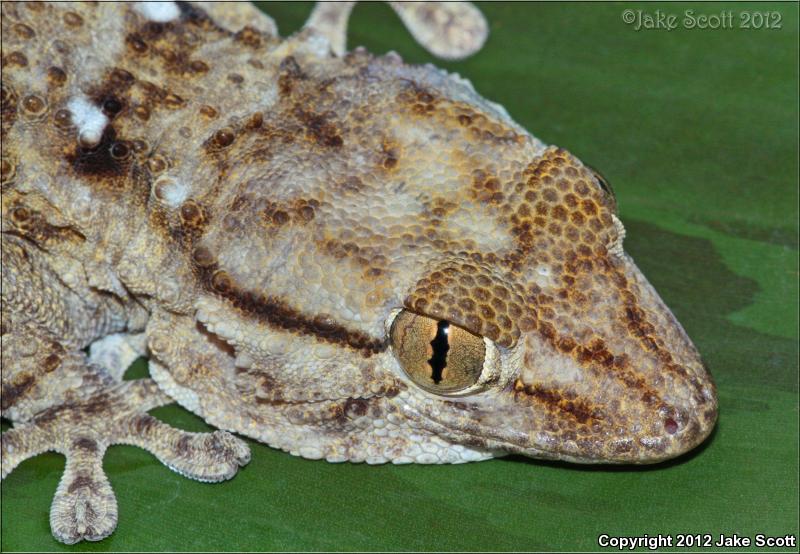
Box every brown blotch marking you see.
[126,33,149,54]
[192,245,216,267]
[134,105,151,120]
[147,155,169,175]
[0,158,15,185]
[179,200,206,228]
[278,56,306,96]
[538,321,556,341]
[72,438,98,453]
[557,336,577,353]
[1,373,35,410]
[1,84,18,140]
[210,270,233,293]
[164,93,185,109]
[298,202,316,222]
[189,59,210,74]
[4,51,28,67]
[618,290,706,392]
[207,127,235,150]
[470,172,504,205]
[63,11,84,27]
[245,112,264,130]
[47,66,67,87]
[83,396,112,416]
[33,404,68,425]
[111,66,136,85]
[235,26,264,48]
[66,126,131,181]
[8,203,86,244]
[86,69,138,125]
[198,267,386,356]
[293,105,343,148]
[258,198,318,227]
[175,435,193,456]
[68,475,96,493]
[132,414,157,434]
[12,23,36,39]
[21,95,46,116]
[382,142,399,170]
[108,138,132,160]
[101,97,124,118]
[516,383,601,424]
[344,398,369,418]
[131,139,148,154]
[43,353,62,372]
[199,104,218,119]
[10,206,31,225]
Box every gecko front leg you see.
[0,236,250,544]
[88,332,148,381]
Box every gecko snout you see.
[646,358,718,462]
[507,284,719,464]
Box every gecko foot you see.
[1,379,250,544]
[305,1,488,59]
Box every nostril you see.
[664,417,678,435]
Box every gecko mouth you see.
[416,372,718,464]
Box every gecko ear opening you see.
[389,310,485,394]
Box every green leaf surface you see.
[2,2,798,551]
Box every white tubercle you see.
[154,176,189,208]
[135,1,180,22]
[609,214,627,258]
[67,96,108,146]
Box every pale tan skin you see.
[0,1,718,544]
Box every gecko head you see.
[182,55,716,465]
[382,143,718,464]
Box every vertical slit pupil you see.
[428,320,450,384]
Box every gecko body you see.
[0,1,717,544]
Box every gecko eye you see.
[389,310,485,394]
[586,165,615,201]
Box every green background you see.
[2,2,797,551]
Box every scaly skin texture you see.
[0,1,718,544]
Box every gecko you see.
[0,1,718,545]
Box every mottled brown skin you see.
[1,1,717,545]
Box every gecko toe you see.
[118,415,251,482]
[50,442,117,545]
